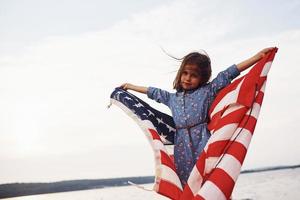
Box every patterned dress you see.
[147,65,240,186]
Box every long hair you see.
[173,52,212,91]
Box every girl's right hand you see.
[120,83,148,94]
[120,83,133,90]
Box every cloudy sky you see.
[0,0,300,184]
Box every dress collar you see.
[176,88,197,96]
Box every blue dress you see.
[147,65,240,186]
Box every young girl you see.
[121,47,275,186]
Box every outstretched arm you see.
[236,47,275,72]
[120,83,148,94]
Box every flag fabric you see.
[109,48,278,200]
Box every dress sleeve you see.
[147,86,170,106]
[209,64,240,96]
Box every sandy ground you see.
[6,168,300,200]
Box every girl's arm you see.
[120,83,148,94]
[236,47,275,72]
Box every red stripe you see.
[238,115,257,134]
[206,140,229,157]
[170,155,174,163]
[265,47,278,62]
[206,168,235,199]
[206,140,247,164]
[255,90,264,105]
[257,77,267,89]
[225,141,247,164]
[195,151,206,175]
[194,195,205,200]
[209,77,243,114]
[161,150,176,171]
[266,48,277,63]
[180,185,194,200]
[209,106,248,132]
[237,57,269,107]
[237,77,266,107]
[158,179,182,200]
[148,128,161,141]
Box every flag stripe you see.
[197,180,227,200]
[158,179,182,200]
[205,168,235,199]
[149,128,162,141]
[161,150,176,171]
[160,165,183,189]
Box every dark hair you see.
[173,52,212,91]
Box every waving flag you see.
[110,48,278,200]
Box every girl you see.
[121,47,275,186]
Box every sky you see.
[0,0,300,184]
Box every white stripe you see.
[205,157,219,174]
[210,123,238,141]
[233,128,253,149]
[204,123,238,154]
[198,181,226,200]
[261,81,266,93]
[153,140,168,153]
[216,154,242,182]
[141,119,156,131]
[160,165,183,190]
[187,166,204,195]
[245,102,261,119]
[210,79,243,117]
[222,103,245,118]
[260,61,272,77]
[165,145,174,155]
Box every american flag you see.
[110,48,278,200]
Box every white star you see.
[126,92,139,101]
[160,133,168,142]
[166,124,176,132]
[160,133,172,144]
[124,96,132,101]
[157,117,164,124]
[133,102,144,108]
[115,91,123,100]
[147,110,155,117]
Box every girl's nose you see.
[186,75,191,81]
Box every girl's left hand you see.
[255,47,275,59]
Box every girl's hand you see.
[120,83,148,94]
[237,47,276,72]
[255,47,275,59]
[120,83,133,90]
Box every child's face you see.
[180,64,201,91]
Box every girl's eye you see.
[191,74,199,78]
[182,71,188,75]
